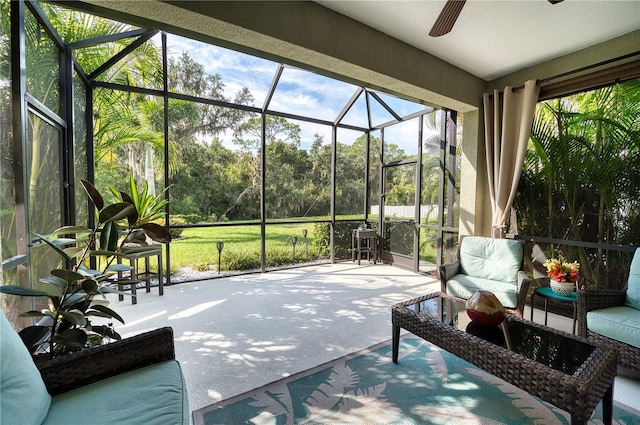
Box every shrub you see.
[314,220,368,259]
[193,261,211,272]
[178,213,204,224]
[168,216,187,238]
[223,251,261,271]
[218,245,323,272]
[313,222,331,256]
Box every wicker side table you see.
[392,292,617,425]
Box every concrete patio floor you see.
[100,262,640,418]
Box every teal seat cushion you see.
[587,306,640,349]
[625,248,640,310]
[459,237,522,283]
[0,310,52,425]
[446,275,518,309]
[44,360,188,425]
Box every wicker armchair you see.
[1,311,188,424]
[577,247,640,372]
[439,236,530,318]
[577,288,640,372]
[36,327,176,395]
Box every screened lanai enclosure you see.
[1,1,461,318]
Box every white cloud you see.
[167,34,277,105]
[164,33,429,154]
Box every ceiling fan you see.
[429,0,564,37]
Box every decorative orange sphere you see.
[465,291,505,327]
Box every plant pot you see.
[550,279,575,297]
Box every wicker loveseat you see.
[439,235,530,317]
[0,310,189,424]
[577,247,640,372]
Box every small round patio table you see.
[530,286,577,335]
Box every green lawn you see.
[169,223,321,273]
[166,217,438,274]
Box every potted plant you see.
[543,254,580,296]
[0,178,171,359]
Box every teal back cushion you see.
[1,310,51,424]
[625,248,640,310]
[459,236,522,283]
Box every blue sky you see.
[164,33,434,154]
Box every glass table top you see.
[407,294,595,375]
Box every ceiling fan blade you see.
[548,0,564,3]
[429,0,466,37]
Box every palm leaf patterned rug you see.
[193,336,640,424]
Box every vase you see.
[550,279,575,297]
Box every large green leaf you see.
[77,265,102,277]
[93,273,117,283]
[61,293,87,307]
[128,173,140,215]
[59,309,87,326]
[141,223,172,243]
[39,275,69,288]
[51,237,81,246]
[81,279,99,294]
[0,286,50,297]
[99,202,135,223]
[54,328,87,348]
[51,269,85,283]
[99,286,132,296]
[62,246,85,260]
[118,191,138,226]
[52,225,90,237]
[35,284,64,298]
[120,174,168,226]
[81,179,104,210]
[85,310,112,319]
[88,304,124,324]
[19,310,53,318]
[32,233,71,261]
[99,221,119,252]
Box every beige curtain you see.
[483,79,540,238]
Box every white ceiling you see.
[315,0,640,81]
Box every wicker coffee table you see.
[391,292,617,425]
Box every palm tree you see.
[515,79,640,288]
[37,4,166,191]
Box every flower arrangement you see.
[543,255,580,283]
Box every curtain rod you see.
[537,50,640,86]
[500,50,640,93]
